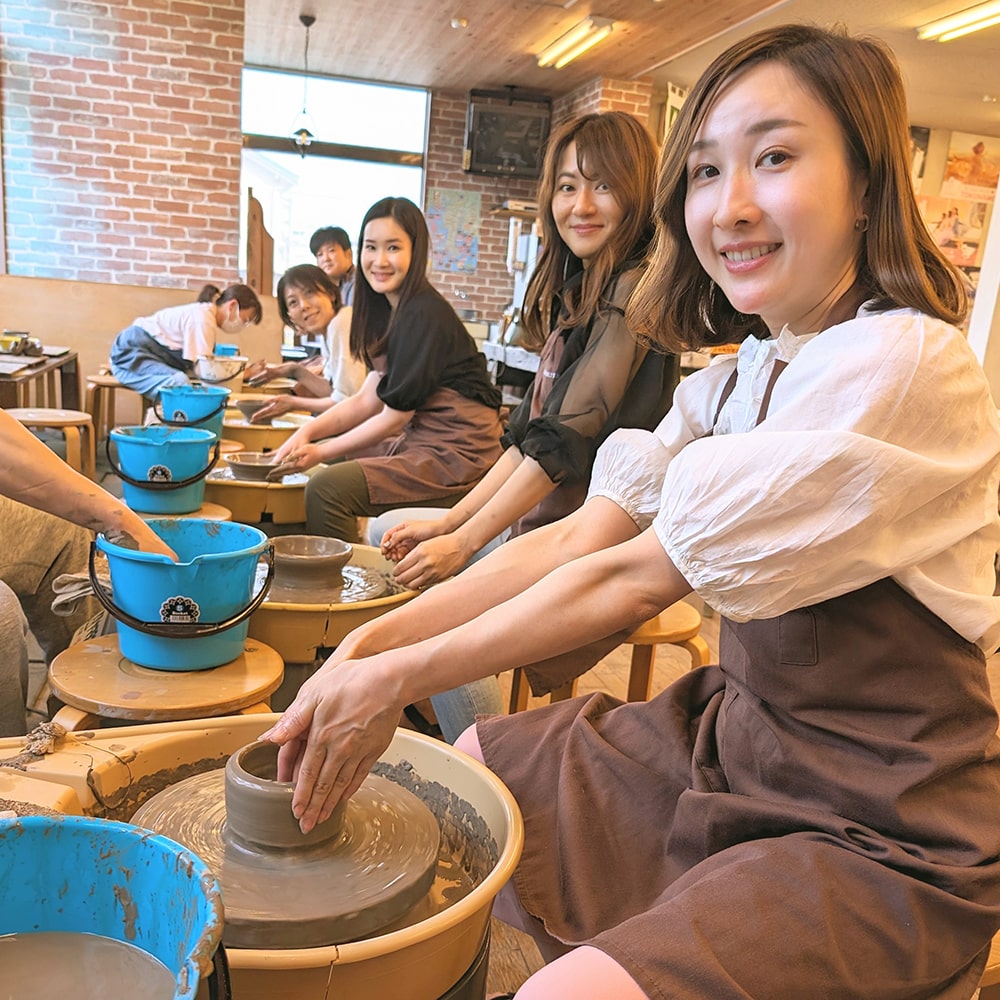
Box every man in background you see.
[309,226,356,307]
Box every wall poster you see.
[426,188,481,273]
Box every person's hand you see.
[259,657,404,833]
[266,442,323,480]
[392,534,472,589]
[381,518,446,563]
[245,360,295,387]
[273,430,309,464]
[249,395,300,424]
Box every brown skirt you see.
[479,579,1000,999]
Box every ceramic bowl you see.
[272,535,353,590]
[224,451,278,481]
[195,355,248,384]
[232,395,274,423]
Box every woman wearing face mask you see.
[270,197,503,544]
[244,264,367,421]
[110,282,262,401]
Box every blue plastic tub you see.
[158,384,231,440]
[109,425,219,514]
[0,814,225,999]
[92,518,273,670]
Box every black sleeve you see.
[504,268,680,486]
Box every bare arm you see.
[390,452,559,588]
[0,411,176,558]
[266,524,688,832]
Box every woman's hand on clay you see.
[392,534,473,589]
[380,518,446,563]
[245,360,294,387]
[259,658,404,833]
[272,431,309,464]
[249,395,299,423]
[266,442,322,480]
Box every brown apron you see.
[479,361,1000,998]
[359,384,503,506]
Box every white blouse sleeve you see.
[586,359,738,529]
[653,312,1000,624]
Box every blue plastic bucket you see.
[157,384,231,440]
[215,343,239,356]
[92,518,273,670]
[0,814,227,1000]
[109,425,219,514]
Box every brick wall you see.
[1,0,244,287]
[425,90,539,326]
[553,76,655,130]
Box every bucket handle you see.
[88,541,275,638]
[152,395,230,425]
[208,942,232,1000]
[106,437,221,491]
[196,359,247,384]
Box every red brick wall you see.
[425,90,539,327]
[1,0,244,287]
[553,77,655,130]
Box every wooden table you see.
[0,351,80,409]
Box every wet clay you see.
[258,560,397,605]
[131,743,441,949]
[0,931,175,999]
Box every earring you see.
[854,214,869,233]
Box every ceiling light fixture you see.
[917,1,1000,41]
[537,16,614,69]
[291,13,317,157]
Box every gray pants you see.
[305,461,467,543]
[0,581,30,737]
[0,497,98,735]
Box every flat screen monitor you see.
[464,102,550,179]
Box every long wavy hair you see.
[518,111,658,351]
[350,197,432,364]
[627,23,967,353]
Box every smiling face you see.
[361,217,413,307]
[315,242,353,280]
[683,61,868,336]
[281,283,337,334]
[551,141,624,266]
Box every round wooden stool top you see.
[5,407,93,427]
[49,634,284,722]
[86,373,123,389]
[139,501,233,521]
[218,437,245,456]
[626,600,703,646]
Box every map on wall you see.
[427,188,480,273]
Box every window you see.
[240,69,429,287]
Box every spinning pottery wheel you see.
[131,741,441,949]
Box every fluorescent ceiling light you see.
[537,16,614,68]
[917,1,1000,41]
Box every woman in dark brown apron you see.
[270,196,503,543]
[265,25,1000,998]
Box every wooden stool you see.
[508,599,710,714]
[84,372,143,441]
[138,501,233,521]
[980,935,1000,998]
[6,407,96,480]
[47,633,284,731]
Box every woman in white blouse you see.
[264,25,1000,1000]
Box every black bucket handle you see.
[106,437,221,491]
[208,941,232,1000]
[196,359,247,384]
[88,540,274,638]
[153,395,230,426]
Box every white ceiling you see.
[244,0,1000,137]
